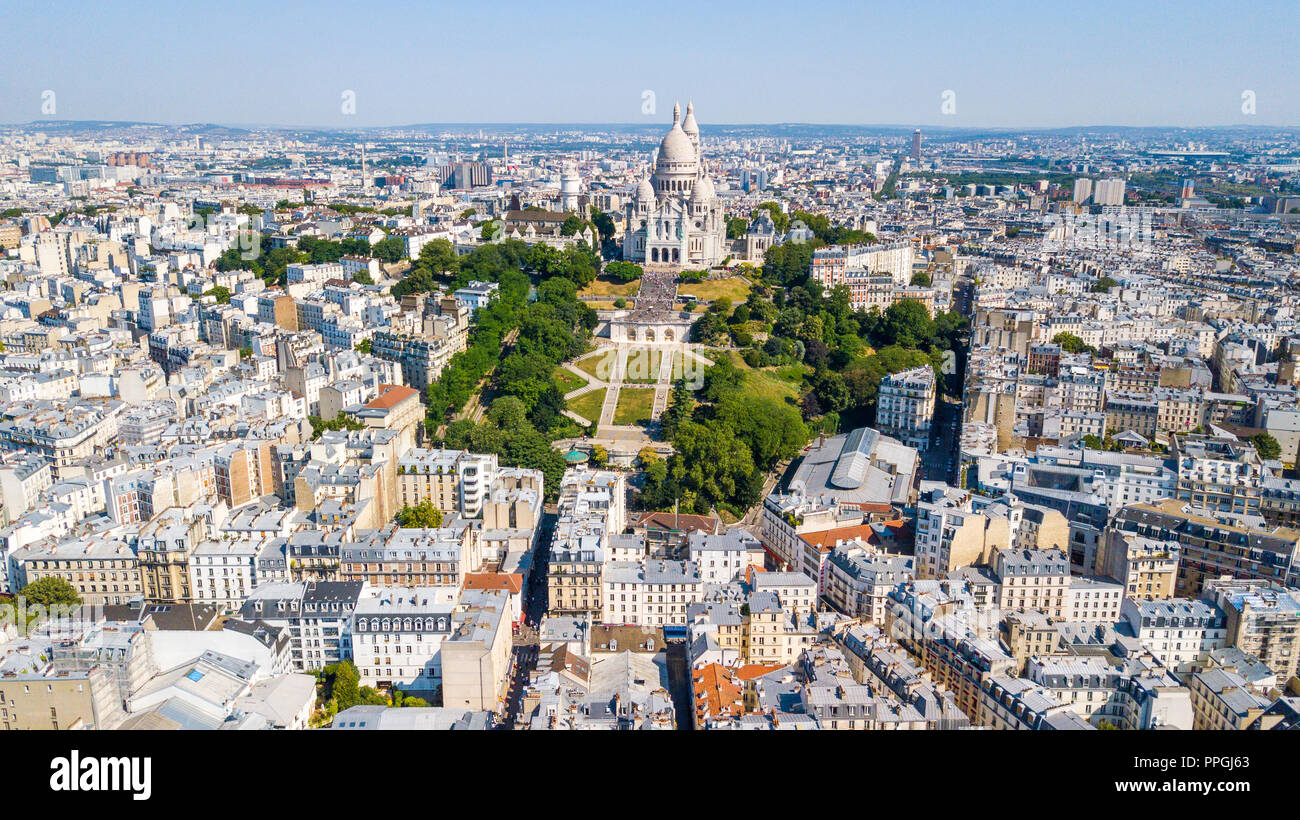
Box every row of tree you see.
[642,355,810,516]
[389,239,599,503]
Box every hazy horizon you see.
[6,120,1299,134]
[3,0,1298,129]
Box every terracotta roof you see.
[799,523,878,551]
[463,572,523,595]
[541,644,590,683]
[799,519,913,553]
[365,385,419,410]
[633,511,721,534]
[735,662,786,681]
[693,663,744,720]
[841,501,895,514]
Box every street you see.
[664,640,694,730]
[495,507,555,729]
[922,397,961,484]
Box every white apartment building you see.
[1092,178,1127,206]
[875,365,936,451]
[824,544,913,623]
[602,560,703,628]
[992,548,1070,618]
[0,453,53,518]
[558,468,626,537]
[397,448,499,517]
[351,586,457,695]
[189,538,260,611]
[1065,577,1124,623]
[687,529,763,585]
[1121,598,1228,673]
[751,571,818,619]
[810,242,915,289]
[1027,656,1193,730]
[286,262,344,285]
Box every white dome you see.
[681,102,699,136]
[657,125,696,167]
[690,175,716,203]
[636,177,654,201]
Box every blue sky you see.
[2,0,1296,127]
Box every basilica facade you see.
[622,101,727,270]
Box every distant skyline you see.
[3,0,1298,129]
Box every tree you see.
[559,242,599,288]
[1091,276,1119,293]
[203,285,232,304]
[713,392,809,470]
[396,501,445,529]
[753,201,790,235]
[589,207,616,247]
[308,414,365,440]
[1051,332,1096,355]
[658,420,764,515]
[417,238,460,277]
[560,214,584,236]
[700,355,743,403]
[355,338,372,354]
[811,371,852,414]
[333,660,361,711]
[19,577,81,608]
[1252,432,1282,461]
[487,396,531,432]
[660,379,693,440]
[880,299,935,348]
[590,444,610,468]
[372,236,406,263]
[909,271,932,287]
[604,260,643,283]
[358,686,389,706]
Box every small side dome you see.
[636,177,655,202]
[690,175,716,204]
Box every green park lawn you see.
[613,388,656,426]
[566,388,606,424]
[580,276,641,298]
[553,366,587,395]
[576,349,617,382]
[677,276,751,305]
[622,348,663,384]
